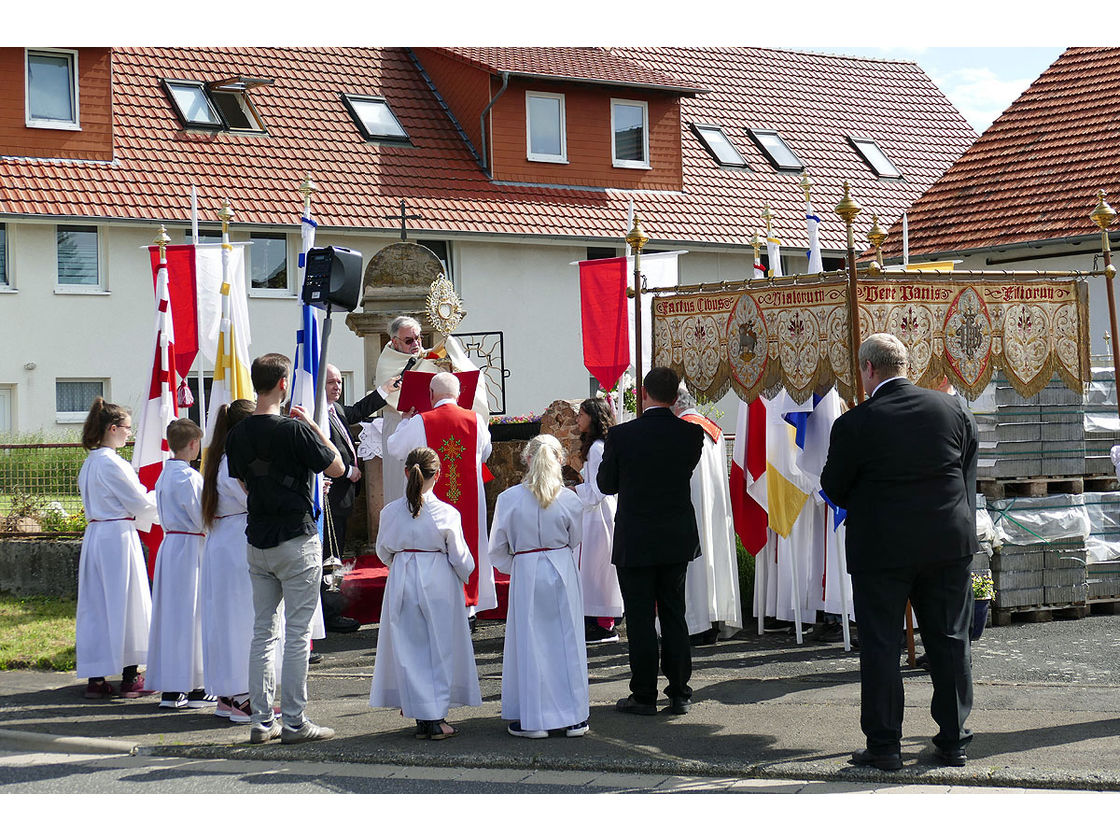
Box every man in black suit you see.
[820,333,978,770]
[321,364,399,632]
[597,367,704,716]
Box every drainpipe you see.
[480,72,510,178]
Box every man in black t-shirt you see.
[226,353,344,745]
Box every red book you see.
[397,369,480,414]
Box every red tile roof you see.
[881,47,1118,259]
[0,47,976,254]
[431,47,705,94]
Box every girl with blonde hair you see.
[490,434,589,738]
[76,397,159,699]
[369,447,481,740]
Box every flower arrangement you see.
[971,571,996,601]
[489,414,542,425]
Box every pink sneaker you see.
[84,679,117,700]
[119,674,155,699]
[229,697,252,724]
[215,697,233,718]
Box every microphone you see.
[400,356,418,377]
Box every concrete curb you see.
[0,728,139,756]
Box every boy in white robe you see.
[146,419,212,710]
[369,446,481,739]
[491,435,589,738]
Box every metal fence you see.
[0,442,133,536]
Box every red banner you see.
[579,257,629,391]
[149,245,199,381]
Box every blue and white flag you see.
[805,199,823,274]
[291,212,326,518]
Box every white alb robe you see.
[387,398,497,612]
[368,493,482,720]
[76,447,158,679]
[679,410,743,636]
[374,337,490,505]
[147,458,206,693]
[490,484,588,731]
[201,455,254,697]
[573,439,623,617]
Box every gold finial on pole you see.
[800,171,812,204]
[626,212,649,415]
[867,213,887,275]
[298,174,316,215]
[1091,189,1120,421]
[834,181,864,405]
[218,197,233,234]
[153,224,171,261]
[761,203,774,235]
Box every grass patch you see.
[0,594,77,671]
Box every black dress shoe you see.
[662,697,691,715]
[689,628,718,646]
[468,615,477,634]
[932,747,967,767]
[849,748,902,771]
[308,652,323,665]
[615,696,658,716]
[326,616,360,633]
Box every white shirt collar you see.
[872,376,907,397]
[433,397,457,408]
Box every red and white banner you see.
[729,397,768,556]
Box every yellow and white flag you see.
[203,238,253,446]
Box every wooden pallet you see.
[1089,599,1120,615]
[980,476,1084,500]
[991,603,1090,626]
[1083,476,1120,493]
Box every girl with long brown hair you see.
[76,397,158,699]
[368,447,481,739]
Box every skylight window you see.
[747,128,803,172]
[692,124,747,168]
[342,94,410,143]
[163,78,268,132]
[849,136,902,179]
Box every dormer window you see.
[526,91,567,163]
[692,124,748,168]
[163,77,270,133]
[26,49,79,130]
[611,99,650,169]
[747,128,803,172]
[342,94,409,143]
[849,136,901,179]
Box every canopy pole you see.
[626,213,650,416]
[1090,191,1120,421]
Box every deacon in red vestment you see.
[386,372,497,613]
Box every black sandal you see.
[415,719,457,740]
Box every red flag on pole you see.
[578,257,630,392]
[730,397,768,556]
[148,244,199,383]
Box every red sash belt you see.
[401,548,443,553]
[166,530,204,537]
[90,517,135,523]
[514,547,565,555]
[214,513,245,520]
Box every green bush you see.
[737,535,755,613]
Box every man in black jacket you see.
[597,367,704,716]
[821,333,978,770]
[321,364,399,632]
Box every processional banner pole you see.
[627,213,650,416]
[834,181,864,405]
[1090,191,1120,422]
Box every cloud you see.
[930,66,1034,132]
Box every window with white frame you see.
[0,386,12,435]
[26,49,79,130]
[250,232,289,293]
[56,379,104,423]
[56,225,100,288]
[849,136,902,179]
[526,92,567,163]
[611,99,649,168]
[0,223,8,287]
[342,94,410,143]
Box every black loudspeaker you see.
[301,246,363,312]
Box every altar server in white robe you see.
[673,385,743,643]
[369,446,481,740]
[201,399,257,723]
[147,418,211,709]
[491,435,589,738]
[574,397,623,643]
[76,398,159,700]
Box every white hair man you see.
[387,370,497,620]
[672,383,743,645]
[373,316,490,506]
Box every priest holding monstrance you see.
[375,277,496,615]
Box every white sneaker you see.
[159,692,187,709]
[564,720,590,737]
[507,722,547,739]
[250,720,282,744]
[281,721,335,744]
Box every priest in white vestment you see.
[490,435,589,737]
[673,386,743,643]
[368,449,481,737]
[374,316,489,505]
